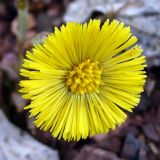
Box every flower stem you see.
[17,0,28,66]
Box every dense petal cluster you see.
[19,19,147,141]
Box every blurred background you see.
[0,0,160,160]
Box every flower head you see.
[19,19,147,141]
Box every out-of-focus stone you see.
[0,20,9,39]
[125,126,140,137]
[145,78,156,96]
[74,146,121,160]
[0,34,16,58]
[27,116,36,135]
[35,128,54,146]
[0,2,17,22]
[130,116,144,126]
[106,136,122,154]
[0,3,6,18]
[94,134,121,154]
[138,144,149,160]
[64,0,160,22]
[29,1,47,12]
[32,32,50,45]
[1,52,17,66]
[120,16,160,37]
[64,0,160,67]
[121,133,140,160]
[151,89,160,107]
[143,124,159,142]
[93,134,107,144]
[108,120,130,137]
[149,142,159,155]
[36,12,53,32]
[23,30,37,50]
[64,149,78,160]
[0,70,2,106]
[0,52,19,80]
[48,3,62,18]
[119,17,160,67]
[136,93,150,112]
[138,134,146,144]
[26,30,37,41]
[11,92,27,112]
[0,110,59,160]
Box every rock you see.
[106,136,122,154]
[136,93,150,112]
[35,128,54,146]
[64,149,78,160]
[64,0,92,23]
[0,34,16,58]
[26,30,37,41]
[147,154,158,160]
[74,146,121,160]
[145,78,156,96]
[47,3,62,18]
[125,126,140,137]
[0,3,6,18]
[130,116,144,126]
[0,52,19,80]
[138,134,146,144]
[0,20,9,38]
[93,134,107,144]
[22,30,37,51]
[121,133,140,160]
[56,140,78,160]
[149,142,159,155]
[0,2,17,22]
[143,124,159,142]
[0,110,59,160]
[119,16,160,67]
[64,0,160,22]
[11,92,27,112]
[64,0,160,68]
[29,1,47,13]
[36,12,53,32]
[121,16,160,37]
[138,144,149,160]
[151,89,160,107]
[108,120,130,137]
[0,70,2,105]
[31,31,50,45]
[27,116,36,135]
[94,134,122,154]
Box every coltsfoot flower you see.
[19,19,147,141]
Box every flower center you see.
[66,59,102,94]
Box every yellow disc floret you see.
[66,59,102,94]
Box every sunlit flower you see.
[19,19,147,141]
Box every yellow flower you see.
[19,19,147,141]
